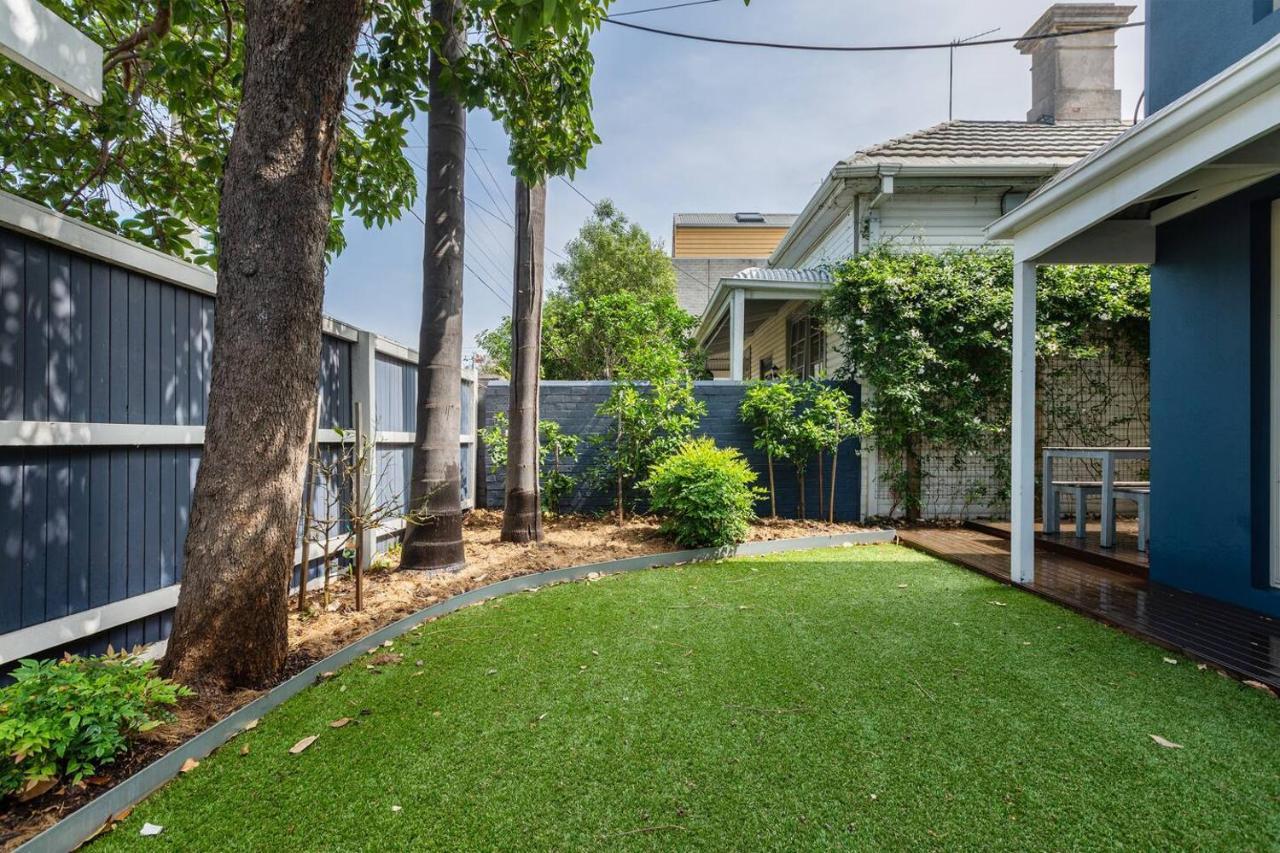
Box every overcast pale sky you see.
[323,0,1147,356]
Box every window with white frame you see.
[787,312,826,379]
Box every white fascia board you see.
[373,335,419,364]
[769,171,845,268]
[0,189,216,294]
[321,315,360,342]
[1008,72,1280,261]
[990,32,1280,245]
[0,0,102,104]
[696,286,733,346]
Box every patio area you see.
[897,525,1280,691]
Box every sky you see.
[323,0,1148,358]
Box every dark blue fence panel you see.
[480,380,862,521]
[374,354,416,433]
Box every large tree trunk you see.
[401,0,467,572]
[163,0,364,690]
[501,180,546,543]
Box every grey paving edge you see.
[20,529,895,853]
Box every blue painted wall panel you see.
[374,354,415,433]
[1147,0,1280,113]
[1149,177,1280,617]
[480,381,862,521]
[0,231,22,419]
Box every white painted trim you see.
[321,316,360,342]
[0,586,179,664]
[991,32,1280,252]
[0,190,216,293]
[1271,200,1280,588]
[728,288,745,381]
[0,420,206,446]
[375,430,416,445]
[373,336,419,364]
[1010,261,1037,585]
[0,0,102,104]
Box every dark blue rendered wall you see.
[1146,0,1280,112]
[1150,177,1280,617]
[480,380,862,522]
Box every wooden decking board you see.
[967,519,1148,575]
[895,527,1280,689]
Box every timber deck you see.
[895,525,1280,691]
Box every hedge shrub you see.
[644,438,763,548]
[0,652,190,798]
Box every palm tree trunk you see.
[161,0,364,690]
[501,179,545,543]
[402,0,467,572]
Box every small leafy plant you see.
[0,652,191,799]
[481,413,581,514]
[644,438,764,548]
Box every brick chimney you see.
[1016,3,1135,125]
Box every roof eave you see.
[988,33,1280,241]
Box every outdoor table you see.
[1041,446,1150,548]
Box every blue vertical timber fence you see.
[0,191,476,666]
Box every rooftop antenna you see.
[949,27,1000,121]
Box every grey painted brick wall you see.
[673,257,767,318]
[480,380,862,521]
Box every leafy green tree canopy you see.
[477,200,702,380]
[0,0,609,263]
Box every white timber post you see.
[1011,259,1037,584]
[729,287,746,381]
[352,329,379,573]
[1,0,102,104]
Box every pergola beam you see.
[0,0,102,105]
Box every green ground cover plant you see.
[1,653,190,798]
[644,438,763,548]
[95,546,1279,851]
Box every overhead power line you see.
[608,0,723,17]
[601,18,1145,52]
[558,176,597,209]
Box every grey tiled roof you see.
[674,212,798,227]
[843,120,1130,169]
[726,267,831,283]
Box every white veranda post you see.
[728,287,745,381]
[1010,260,1037,584]
[0,0,102,104]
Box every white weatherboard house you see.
[694,2,1142,519]
[697,3,1136,383]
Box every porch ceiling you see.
[988,32,1280,265]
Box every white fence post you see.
[352,330,379,572]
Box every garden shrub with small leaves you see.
[0,653,191,798]
[644,438,765,548]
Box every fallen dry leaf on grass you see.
[988,601,1007,607]
[240,744,250,756]
[1150,734,1183,749]
[897,584,908,589]
[369,653,404,667]
[243,719,259,731]
[179,758,199,774]
[329,717,352,729]
[139,823,164,837]
[289,735,319,754]
[1163,657,1178,665]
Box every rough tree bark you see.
[401,0,467,571]
[162,0,365,689]
[501,179,546,543]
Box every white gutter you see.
[989,32,1280,240]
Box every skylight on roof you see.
[734,212,765,223]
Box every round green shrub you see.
[644,438,764,548]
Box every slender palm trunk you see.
[402,0,467,572]
[162,0,364,690]
[501,180,546,543]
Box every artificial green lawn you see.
[97,545,1280,851]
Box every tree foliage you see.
[644,438,763,548]
[0,0,608,264]
[479,412,581,513]
[821,247,1150,515]
[476,200,703,380]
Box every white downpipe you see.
[1011,260,1038,584]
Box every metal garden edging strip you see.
[20,529,896,853]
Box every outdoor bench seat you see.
[1049,480,1150,552]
